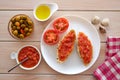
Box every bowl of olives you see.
[8,14,34,39]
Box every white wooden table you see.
[0,0,120,80]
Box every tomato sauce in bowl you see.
[17,46,41,69]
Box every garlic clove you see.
[91,16,100,25]
[99,25,106,33]
[101,18,109,26]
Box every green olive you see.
[28,28,33,32]
[16,26,20,30]
[12,26,17,30]
[27,20,33,26]
[15,16,21,21]
[12,30,18,36]
[20,16,23,20]
[24,20,28,26]
[26,32,31,36]
[20,20,24,24]
[19,34,24,39]
[11,18,16,23]
[22,16,27,20]
[15,22,20,27]
[28,25,32,28]
[21,24,26,28]
[24,27,29,32]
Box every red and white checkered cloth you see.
[94,37,120,80]
[106,36,120,60]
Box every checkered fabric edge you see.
[106,36,120,60]
[94,51,120,80]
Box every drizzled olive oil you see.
[35,5,50,20]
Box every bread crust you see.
[57,29,76,63]
[77,32,93,65]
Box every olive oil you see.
[35,5,50,20]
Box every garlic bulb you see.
[91,16,100,25]
[101,18,109,26]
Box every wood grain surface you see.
[0,0,120,80]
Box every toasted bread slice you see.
[57,29,76,63]
[77,32,93,65]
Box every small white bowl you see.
[33,3,58,21]
[10,45,41,70]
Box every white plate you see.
[41,16,100,75]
